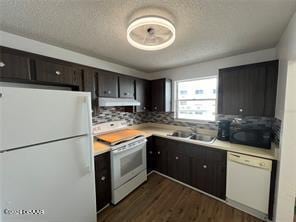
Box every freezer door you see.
[0,87,92,151]
[0,136,96,222]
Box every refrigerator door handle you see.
[84,95,94,173]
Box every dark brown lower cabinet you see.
[189,146,226,199]
[94,152,111,212]
[150,136,227,200]
[154,137,169,175]
[146,137,155,173]
[167,141,191,184]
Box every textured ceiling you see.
[1,0,296,73]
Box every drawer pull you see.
[0,62,5,68]
[203,165,207,169]
[101,176,106,181]
[149,151,153,154]
[55,70,61,75]
[175,156,179,160]
[157,151,160,155]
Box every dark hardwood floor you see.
[98,173,263,222]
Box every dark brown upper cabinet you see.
[135,78,151,112]
[218,60,278,117]
[98,70,118,98]
[82,67,99,111]
[0,47,31,80]
[151,78,172,112]
[119,76,134,98]
[35,59,82,88]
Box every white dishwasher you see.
[226,152,272,220]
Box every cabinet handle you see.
[157,151,160,155]
[203,165,207,169]
[175,156,179,160]
[108,90,111,94]
[55,70,61,75]
[149,151,153,155]
[124,92,130,96]
[154,106,157,110]
[143,107,146,110]
[100,176,106,181]
[239,108,243,113]
[0,61,5,68]
[0,93,3,98]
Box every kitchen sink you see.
[167,130,193,138]
[190,134,216,144]
[167,131,216,144]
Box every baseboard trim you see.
[97,204,109,214]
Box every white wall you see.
[0,31,148,79]
[274,12,296,222]
[149,48,277,81]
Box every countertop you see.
[93,123,278,160]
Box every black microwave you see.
[229,124,272,149]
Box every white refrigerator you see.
[0,86,96,222]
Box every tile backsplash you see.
[92,107,281,145]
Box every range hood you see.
[98,97,141,107]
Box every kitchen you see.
[0,1,296,222]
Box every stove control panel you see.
[92,120,128,135]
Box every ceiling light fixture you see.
[127,16,175,51]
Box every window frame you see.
[175,76,218,123]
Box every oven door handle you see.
[112,139,147,155]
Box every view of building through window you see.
[176,77,217,121]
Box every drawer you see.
[95,152,110,172]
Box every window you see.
[176,77,217,121]
[180,90,188,95]
[195,89,204,95]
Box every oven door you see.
[111,139,147,189]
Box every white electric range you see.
[93,121,147,204]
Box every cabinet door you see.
[218,66,266,116]
[202,148,226,199]
[135,79,151,112]
[146,136,154,173]
[151,79,164,111]
[35,59,80,86]
[175,143,191,184]
[0,50,31,80]
[154,137,168,175]
[151,79,172,112]
[190,145,226,199]
[95,152,111,212]
[167,141,190,184]
[264,61,278,117]
[119,76,134,98]
[82,68,98,109]
[218,61,278,116]
[98,70,118,98]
